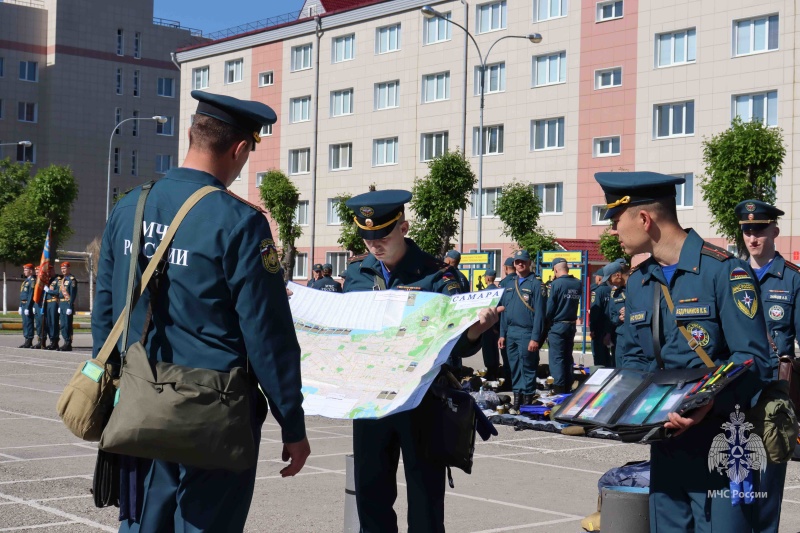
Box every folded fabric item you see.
[488,414,566,433]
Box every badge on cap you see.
[360,207,374,217]
[365,219,374,228]
[745,202,756,212]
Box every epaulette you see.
[785,261,800,274]
[700,242,732,261]
[348,253,368,264]
[225,190,267,214]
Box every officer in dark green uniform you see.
[444,250,471,292]
[308,263,323,287]
[342,189,500,533]
[496,257,516,389]
[590,264,613,366]
[93,91,310,531]
[56,262,77,351]
[313,263,343,292]
[603,261,629,367]
[545,257,582,393]
[599,171,771,533]
[18,264,35,348]
[481,269,501,380]
[43,264,61,350]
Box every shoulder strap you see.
[652,283,665,370]
[514,279,537,314]
[373,274,386,291]
[660,283,715,368]
[120,183,153,352]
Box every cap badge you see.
[748,214,754,220]
[360,207,374,217]
[745,202,756,212]
[365,219,374,228]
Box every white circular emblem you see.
[769,305,784,320]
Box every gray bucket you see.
[601,486,649,533]
[343,454,360,532]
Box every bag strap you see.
[120,183,153,352]
[373,274,386,291]
[652,283,665,370]
[514,279,537,314]
[95,186,220,366]
[660,283,716,368]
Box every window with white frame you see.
[375,80,399,110]
[156,116,174,136]
[535,183,563,214]
[596,0,623,22]
[424,11,451,44]
[595,67,621,89]
[536,0,567,22]
[594,136,620,156]
[333,34,355,62]
[471,187,502,218]
[289,148,311,175]
[592,205,610,225]
[291,44,313,71]
[157,77,174,97]
[533,51,566,86]
[290,96,311,123]
[19,61,37,82]
[116,68,123,94]
[733,91,777,126]
[376,24,401,54]
[133,70,140,96]
[331,89,353,117]
[192,66,209,89]
[656,28,696,67]
[473,125,504,155]
[131,150,138,176]
[295,200,309,225]
[114,107,122,133]
[134,32,141,59]
[260,123,273,136]
[225,59,243,84]
[421,131,449,161]
[673,173,694,208]
[327,252,349,277]
[330,143,353,170]
[116,29,124,56]
[477,1,507,34]
[422,72,450,103]
[17,143,34,163]
[327,198,342,225]
[132,110,139,136]
[113,147,120,174]
[734,15,778,56]
[475,62,506,95]
[259,71,274,87]
[155,154,172,174]
[531,117,565,150]
[373,137,399,166]
[255,172,268,187]
[654,101,694,138]
[293,253,308,280]
[17,102,37,123]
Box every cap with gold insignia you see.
[312,263,323,272]
[191,90,277,150]
[735,199,784,233]
[345,189,412,239]
[322,263,333,271]
[513,250,531,261]
[595,171,685,220]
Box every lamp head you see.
[19,141,32,148]
[153,115,168,124]
[421,5,439,18]
[527,33,543,44]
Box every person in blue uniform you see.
[342,189,501,533]
[480,269,501,380]
[735,199,797,533]
[444,250,471,292]
[56,262,77,352]
[603,261,629,367]
[32,265,45,349]
[589,265,613,366]
[496,257,516,390]
[545,257,582,393]
[18,264,35,349]
[599,171,772,533]
[92,91,310,532]
[313,263,343,292]
[498,250,547,412]
[308,263,323,287]
[43,263,61,350]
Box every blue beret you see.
[735,199,783,232]
[445,250,461,261]
[601,262,623,283]
[191,91,277,150]
[485,269,497,277]
[595,171,685,220]
[513,250,531,261]
[312,263,323,271]
[503,257,514,267]
[345,189,412,239]
[322,263,333,271]
[551,257,567,267]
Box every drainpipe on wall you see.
[170,52,181,71]
[459,0,469,253]
[310,15,323,267]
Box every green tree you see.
[0,158,32,212]
[332,193,367,256]
[494,181,555,256]
[518,230,557,258]
[258,169,303,282]
[26,165,79,253]
[700,117,785,256]
[408,151,476,257]
[0,194,50,265]
[598,228,630,263]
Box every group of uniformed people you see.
[18,261,77,351]
[306,263,343,292]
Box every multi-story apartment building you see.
[175,0,800,281]
[0,0,199,250]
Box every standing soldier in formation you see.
[313,263,343,292]
[43,262,61,350]
[308,263,323,287]
[589,264,613,366]
[498,250,547,413]
[32,265,46,349]
[480,269,501,380]
[57,261,77,351]
[443,250,471,292]
[545,258,582,393]
[18,264,35,349]
[604,261,630,367]
[496,257,516,390]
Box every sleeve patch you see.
[732,282,758,319]
[260,239,281,273]
[446,282,460,292]
[729,267,752,282]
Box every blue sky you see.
[154,0,306,36]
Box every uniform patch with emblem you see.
[769,305,785,320]
[259,239,280,273]
[446,282,460,292]
[687,322,710,347]
[360,206,374,217]
[629,311,647,324]
[745,202,756,212]
[729,267,751,282]
[732,282,758,319]
[591,291,596,304]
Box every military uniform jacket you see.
[590,283,612,336]
[19,275,34,309]
[91,168,306,443]
[498,275,516,290]
[313,276,343,293]
[546,275,582,323]
[619,230,772,414]
[457,270,471,292]
[44,276,61,302]
[499,275,547,342]
[59,274,78,309]
[757,253,800,356]
[607,286,626,331]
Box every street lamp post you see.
[0,140,33,153]
[106,116,168,220]
[422,5,542,253]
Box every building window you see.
[327,252,349,277]
[292,253,308,280]
[533,51,566,86]
[295,200,309,226]
[422,72,450,103]
[134,32,141,59]
[133,70,140,96]
[657,28,696,67]
[289,148,311,175]
[473,125,504,156]
[0,57,5,77]
[155,154,172,174]
[291,44,313,71]
[535,183,563,214]
[330,143,353,171]
[192,66,209,89]
[131,150,138,176]
[114,107,122,133]
[594,136,621,157]
[17,102,37,123]
[17,143,34,163]
[255,172,267,187]
[290,96,311,123]
[260,123,273,136]
[376,24,401,54]
[19,61,38,82]
[113,147,120,174]
[225,59,243,84]
[116,68,123,95]
[375,80,399,110]
[331,89,354,117]
[259,71,274,87]
[654,101,695,138]
[596,0,623,22]
[156,116,174,136]
[592,205,610,225]
[536,0,567,22]
[373,137,399,166]
[531,117,565,150]
[157,77,174,97]
[477,1,507,34]
[333,34,355,62]
[673,173,694,208]
[475,62,506,95]
[327,198,343,225]
[421,131,449,161]
[117,29,124,56]
[733,91,777,126]
[471,187,502,218]
[424,11,451,44]
[0,99,3,119]
[735,15,778,56]
[595,67,622,89]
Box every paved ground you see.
[1,334,800,532]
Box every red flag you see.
[33,225,51,305]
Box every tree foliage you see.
[599,228,630,263]
[494,181,554,256]
[258,169,303,282]
[700,117,785,256]
[0,158,32,213]
[408,151,476,258]
[333,193,367,256]
[518,230,557,258]
[27,165,79,253]
[0,194,50,265]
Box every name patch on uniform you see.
[259,239,280,274]
[629,311,647,324]
[732,282,758,319]
[396,285,422,291]
[81,361,104,383]
[769,305,785,320]
[729,267,752,282]
[767,291,792,303]
[674,305,711,318]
